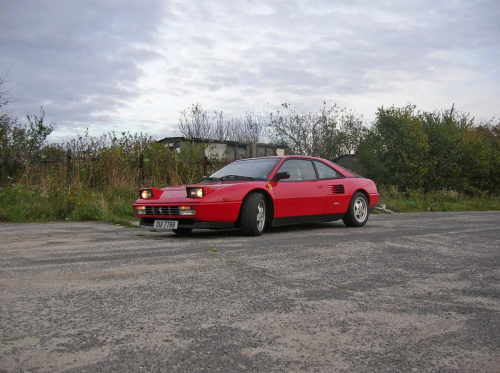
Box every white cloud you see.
[1,0,498,142]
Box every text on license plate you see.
[154,220,178,229]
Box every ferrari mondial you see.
[132,155,379,236]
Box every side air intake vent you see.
[328,185,345,194]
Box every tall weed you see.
[1,132,225,223]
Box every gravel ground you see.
[0,211,499,372]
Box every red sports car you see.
[132,155,379,236]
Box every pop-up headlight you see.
[187,187,204,198]
[140,189,153,199]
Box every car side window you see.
[278,159,317,181]
[314,161,341,179]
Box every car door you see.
[273,159,326,218]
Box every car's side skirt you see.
[271,213,345,227]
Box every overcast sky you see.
[1,0,499,142]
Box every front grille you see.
[145,206,180,216]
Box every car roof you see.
[235,155,321,161]
[232,155,359,177]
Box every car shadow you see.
[154,221,346,239]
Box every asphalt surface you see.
[0,212,499,372]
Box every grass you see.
[376,186,500,213]
[0,185,137,225]
[1,184,499,225]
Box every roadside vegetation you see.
[376,187,500,213]
[1,75,499,223]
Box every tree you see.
[319,109,367,160]
[0,72,11,110]
[178,103,213,139]
[178,103,268,143]
[268,103,317,155]
[1,73,18,184]
[357,103,500,194]
[419,106,500,194]
[356,104,429,190]
[15,107,56,163]
[1,106,56,186]
[461,120,500,194]
[0,72,13,152]
[420,106,473,192]
[268,103,366,160]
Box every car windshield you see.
[208,158,281,181]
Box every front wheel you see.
[240,193,267,236]
[343,192,369,227]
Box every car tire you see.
[240,192,266,236]
[343,192,369,227]
[172,228,193,235]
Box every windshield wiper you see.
[219,175,254,181]
[202,176,223,182]
[202,175,254,182]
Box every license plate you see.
[153,220,178,229]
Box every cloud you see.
[1,0,165,137]
[1,0,498,142]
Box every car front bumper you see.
[139,218,236,230]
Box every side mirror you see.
[273,171,290,181]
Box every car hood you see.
[157,181,259,199]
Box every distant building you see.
[158,137,287,162]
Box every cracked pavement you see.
[1,212,499,372]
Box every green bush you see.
[356,105,500,195]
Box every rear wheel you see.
[343,192,369,227]
[172,228,193,235]
[240,193,266,236]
